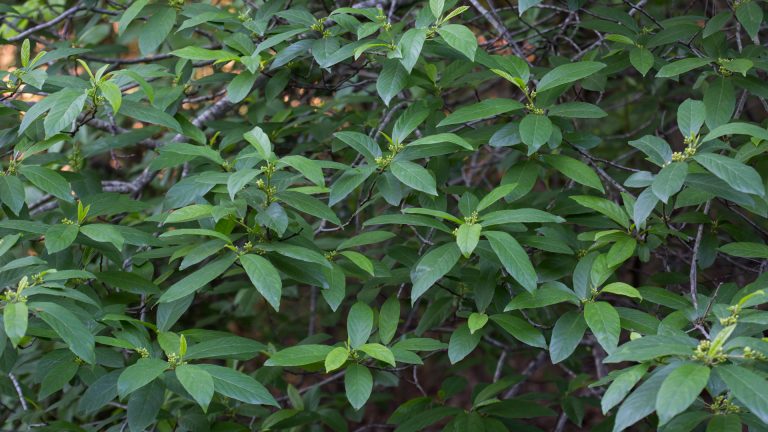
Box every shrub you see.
[2,0,768,431]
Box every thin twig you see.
[689,200,712,311]
[9,4,84,42]
[8,373,28,411]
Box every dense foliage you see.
[2,0,768,430]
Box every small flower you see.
[463,211,479,225]
[744,346,768,361]
[710,395,742,414]
[692,340,727,365]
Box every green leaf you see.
[18,91,58,135]
[128,381,163,432]
[278,190,341,226]
[159,143,224,166]
[279,155,325,186]
[430,0,445,18]
[39,356,78,398]
[159,254,237,303]
[393,338,447,351]
[476,184,518,211]
[80,224,125,250]
[613,365,675,431]
[715,364,768,423]
[541,154,605,193]
[348,302,374,349]
[519,114,552,152]
[165,204,213,223]
[409,133,473,150]
[703,12,732,39]
[115,69,155,104]
[704,77,735,130]
[505,282,580,310]
[260,243,330,268]
[448,323,482,363]
[633,187,659,228]
[0,175,26,215]
[607,237,636,268]
[455,223,481,258]
[184,336,264,361]
[171,46,239,62]
[518,0,542,14]
[604,335,696,363]
[437,99,523,127]
[325,347,349,372]
[629,135,672,167]
[244,126,273,160]
[437,24,477,61]
[536,61,606,92]
[265,344,334,367]
[736,0,763,39]
[33,302,95,364]
[719,242,768,258]
[651,162,688,203]
[20,69,46,89]
[467,312,488,334]
[120,100,182,131]
[403,207,462,224]
[160,228,231,243]
[398,28,427,73]
[391,102,429,145]
[3,302,27,347]
[329,165,376,206]
[345,364,373,410]
[693,153,765,196]
[489,313,546,348]
[480,208,564,226]
[721,59,752,77]
[359,343,396,366]
[227,169,259,199]
[339,250,374,275]
[584,301,621,353]
[100,81,123,114]
[629,46,654,76]
[117,358,168,398]
[198,364,278,406]
[677,99,705,137]
[377,60,408,106]
[78,371,120,414]
[601,364,648,414]
[43,89,87,138]
[484,230,537,292]
[410,242,461,302]
[117,0,148,34]
[656,58,711,78]
[600,282,643,301]
[701,122,768,143]
[390,160,437,195]
[138,7,175,54]
[571,195,630,228]
[378,296,400,345]
[44,224,79,254]
[18,165,73,202]
[334,131,381,163]
[240,254,282,311]
[656,362,710,425]
[548,102,607,118]
[704,414,741,432]
[227,70,258,103]
[175,364,215,412]
[549,310,587,363]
